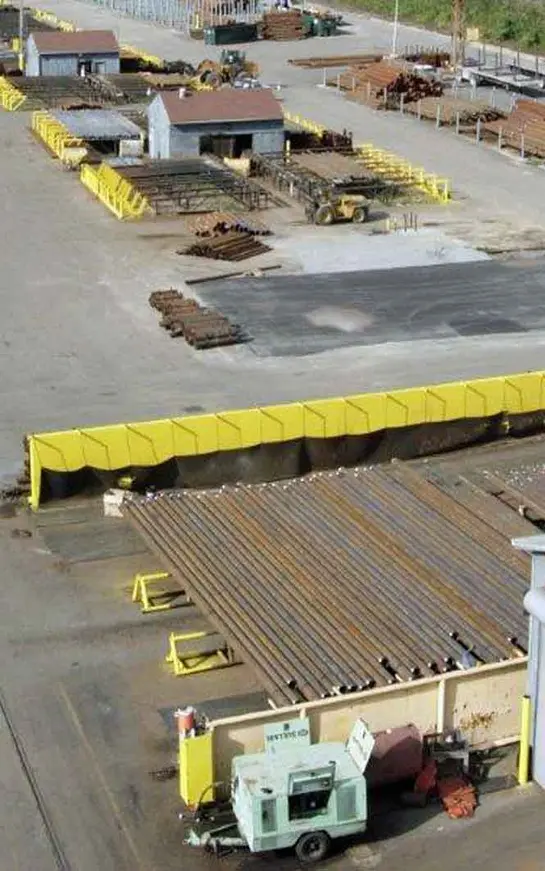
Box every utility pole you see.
[18,0,24,71]
[391,0,399,57]
[451,0,465,69]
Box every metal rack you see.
[119,158,271,214]
[84,0,263,35]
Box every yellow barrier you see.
[518,694,532,785]
[32,110,88,166]
[31,8,75,30]
[120,43,164,69]
[283,109,451,203]
[0,76,26,111]
[80,162,151,220]
[26,370,545,509]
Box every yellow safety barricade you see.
[0,77,26,111]
[80,161,151,220]
[120,43,164,68]
[32,110,88,166]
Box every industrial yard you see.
[3,0,545,868]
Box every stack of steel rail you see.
[261,9,304,40]
[482,98,545,157]
[149,289,248,348]
[288,54,383,69]
[403,47,451,67]
[187,211,271,237]
[126,463,530,707]
[182,231,271,262]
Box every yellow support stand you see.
[32,110,88,166]
[0,76,26,111]
[132,571,187,613]
[165,631,232,677]
[518,694,532,785]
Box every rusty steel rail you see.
[126,465,531,706]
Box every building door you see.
[93,61,106,74]
[199,134,252,159]
[78,60,93,77]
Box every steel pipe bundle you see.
[126,464,529,706]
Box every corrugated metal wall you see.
[26,50,120,77]
[148,95,171,159]
[25,38,40,76]
[166,119,284,158]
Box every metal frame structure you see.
[118,158,271,214]
[82,0,264,35]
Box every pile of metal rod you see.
[483,98,545,157]
[187,211,271,236]
[336,60,443,107]
[403,48,451,67]
[126,463,529,706]
[182,230,271,261]
[149,289,248,349]
[261,9,304,40]
[288,53,383,68]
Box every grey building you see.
[25,30,120,77]
[148,88,285,160]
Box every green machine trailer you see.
[186,717,375,864]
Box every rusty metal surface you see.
[126,463,531,706]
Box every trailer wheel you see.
[295,831,330,864]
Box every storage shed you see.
[25,30,120,77]
[148,88,284,160]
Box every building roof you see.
[157,88,284,126]
[29,29,119,55]
[51,109,142,141]
[126,459,533,706]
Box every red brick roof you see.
[29,30,119,55]
[159,88,284,126]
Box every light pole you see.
[18,0,24,71]
[391,0,399,57]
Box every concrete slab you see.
[269,227,488,274]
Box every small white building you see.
[148,88,285,160]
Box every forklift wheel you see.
[352,206,369,223]
[295,831,330,864]
[314,204,334,225]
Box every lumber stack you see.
[262,9,304,40]
[483,98,545,156]
[336,60,443,108]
